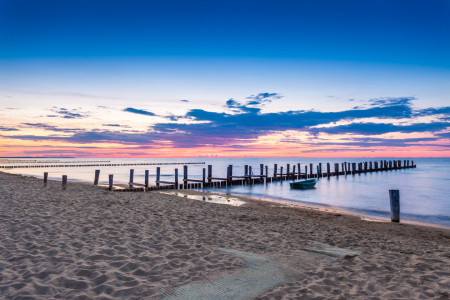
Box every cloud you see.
[22,123,82,132]
[3,95,450,150]
[0,126,19,131]
[310,122,450,135]
[47,107,89,119]
[368,97,415,107]
[124,107,156,116]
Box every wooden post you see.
[145,170,149,190]
[229,165,233,178]
[280,166,283,180]
[265,165,268,180]
[208,165,212,183]
[274,164,278,177]
[297,163,301,177]
[292,165,296,179]
[175,168,178,189]
[327,163,330,178]
[94,170,100,185]
[319,163,322,177]
[342,163,345,175]
[156,167,161,187]
[310,164,313,176]
[183,165,188,188]
[227,166,231,181]
[316,166,320,179]
[62,175,67,190]
[389,190,400,222]
[305,165,307,178]
[129,169,134,187]
[412,160,414,167]
[287,164,290,178]
[404,160,406,167]
[109,174,113,191]
[44,172,48,184]
[335,163,339,177]
[369,162,372,170]
[260,164,264,176]
[245,165,249,176]
[249,165,252,176]
[352,163,356,174]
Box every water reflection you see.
[159,191,246,206]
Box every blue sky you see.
[0,0,449,157]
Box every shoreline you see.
[1,171,450,299]
[3,169,449,230]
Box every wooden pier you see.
[0,161,205,169]
[108,159,416,192]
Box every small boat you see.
[290,178,317,189]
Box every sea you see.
[1,157,449,228]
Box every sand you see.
[1,171,450,299]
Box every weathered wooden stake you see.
[44,172,48,184]
[327,163,330,178]
[175,169,179,189]
[319,163,322,177]
[62,175,67,190]
[108,174,113,191]
[310,164,313,176]
[292,165,296,178]
[316,166,320,179]
[129,169,134,187]
[93,170,100,185]
[265,165,268,179]
[245,165,249,176]
[274,164,278,177]
[145,170,149,190]
[183,165,188,188]
[260,164,264,176]
[156,167,161,187]
[305,165,307,178]
[287,164,290,177]
[208,165,212,183]
[389,190,400,222]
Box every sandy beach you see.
[1,171,450,300]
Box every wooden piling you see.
[44,172,48,184]
[316,166,320,179]
[208,165,212,183]
[274,164,277,177]
[280,167,283,181]
[287,164,290,178]
[319,163,322,177]
[174,169,178,189]
[292,165,296,179]
[94,170,100,185]
[327,163,330,178]
[310,164,313,177]
[109,174,113,191]
[245,165,249,176]
[145,170,149,190]
[202,168,206,186]
[62,175,67,190]
[129,169,134,187]
[183,165,188,188]
[156,167,161,187]
[265,165,268,179]
[389,190,400,222]
[305,165,307,178]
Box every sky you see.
[0,0,449,158]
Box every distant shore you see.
[1,171,450,299]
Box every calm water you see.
[2,157,449,227]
